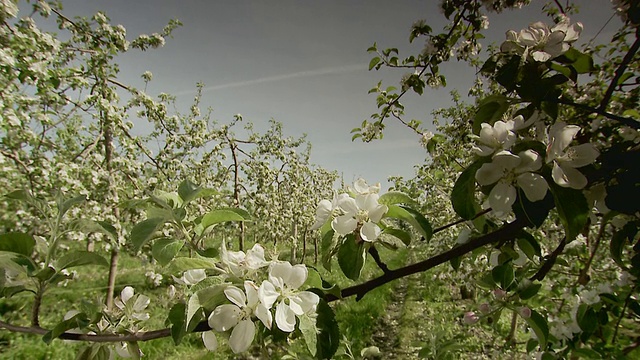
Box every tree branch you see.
[329,218,527,301]
[599,27,640,113]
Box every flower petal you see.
[332,215,358,235]
[286,264,308,289]
[258,280,279,309]
[360,222,381,242]
[275,301,297,332]
[202,331,218,351]
[209,304,241,332]
[488,180,517,213]
[561,143,599,168]
[517,172,548,202]
[254,302,273,329]
[120,286,134,304]
[290,291,320,315]
[368,204,388,223]
[552,162,588,189]
[229,319,256,354]
[476,162,504,186]
[224,285,247,308]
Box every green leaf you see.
[43,312,89,344]
[299,314,318,356]
[58,195,86,220]
[68,219,116,239]
[131,217,166,251]
[558,48,594,74]
[200,209,250,231]
[550,184,589,242]
[56,251,108,270]
[315,299,340,360]
[451,159,486,220]
[0,232,35,256]
[381,227,412,246]
[5,189,31,202]
[517,237,538,261]
[152,238,184,266]
[577,304,597,333]
[518,282,541,300]
[186,293,204,331]
[320,226,335,271]
[177,180,202,203]
[492,263,515,289]
[524,310,549,350]
[368,57,381,71]
[384,205,432,241]
[168,256,217,272]
[167,302,187,345]
[378,191,416,206]
[472,95,510,134]
[303,267,323,290]
[337,234,366,281]
[611,222,637,269]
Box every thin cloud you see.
[175,64,365,96]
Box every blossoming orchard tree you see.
[1,0,639,359]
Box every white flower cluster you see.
[172,244,320,354]
[473,115,599,214]
[312,179,388,242]
[500,17,582,62]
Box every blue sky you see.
[50,0,617,189]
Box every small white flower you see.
[221,243,269,278]
[476,150,548,213]
[546,122,599,189]
[350,178,381,195]
[172,269,206,286]
[473,120,516,156]
[500,18,583,61]
[207,281,272,353]
[114,286,150,321]
[258,262,319,333]
[311,192,350,230]
[332,193,388,242]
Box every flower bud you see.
[463,311,479,324]
[479,303,491,314]
[518,306,532,319]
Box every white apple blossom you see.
[500,18,583,61]
[207,281,272,354]
[332,193,388,242]
[546,122,599,189]
[114,286,150,322]
[472,120,516,156]
[476,150,548,213]
[311,192,350,230]
[221,242,269,278]
[258,261,319,333]
[172,269,206,286]
[350,178,381,195]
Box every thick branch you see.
[329,218,527,301]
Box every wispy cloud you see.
[174,64,365,96]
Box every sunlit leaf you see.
[56,251,108,270]
[0,232,35,256]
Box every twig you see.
[432,208,491,234]
[368,246,390,274]
[599,27,640,113]
[530,237,567,282]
